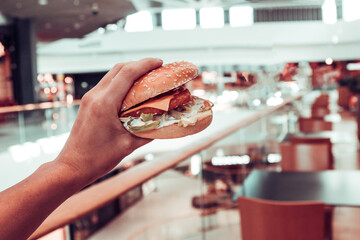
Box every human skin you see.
[0,58,163,240]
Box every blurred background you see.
[1,0,360,240]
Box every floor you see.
[88,171,241,240]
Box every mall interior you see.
[1,0,360,239]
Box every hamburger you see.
[119,61,213,139]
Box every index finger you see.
[108,58,163,108]
[95,62,127,90]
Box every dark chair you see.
[298,116,333,133]
[280,136,334,171]
[238,196,327,240]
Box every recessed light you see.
[97,27,105,34]
[38,0,48,6]
[74,22,81,29]
[325,58,333,65]
[106,24,117,31]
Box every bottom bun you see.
[131,110,213,139]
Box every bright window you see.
[322,0,337,24]
[342,0,360,22]
[125,11,153,32]
[229,6,253,27]
[199,7,224,29]
[162,8,196,30]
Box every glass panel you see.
[0,104,79,191]
[0,86,304,239]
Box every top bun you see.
[121,61,199,112]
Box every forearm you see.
[0,58,161,240]
[0,160,85,240]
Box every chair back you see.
[311,93,331,118]
[238,196,325,240]
[280,137,333,171]
[298,117,333,133]
[311,107,331,118]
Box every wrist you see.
[53,154,93,192]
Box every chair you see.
[298,116,333,133]
[280,136,334,171]
[337,86,353,109]
[238,196,326,240]
[310,94,331,118]
[312,94,330,108]
[311,107,331,118]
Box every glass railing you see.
[108,100,298,240]
[0,91,306,240]
[0,101,80,192]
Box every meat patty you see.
[122,88,191,118]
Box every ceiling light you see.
[200,7,224,29]
[211,155,250,166]
[73,22,81,29]
[0,13,7,25]
[64,76,73,84]
[325,57,333,65]
[347,63,360,71]
[97,27,105,34]
[38,0,48,6]
[331,35,339,44]
[106,24,118,31]
[342,0,360,22]
[322,0,337,24]
[125,11,153,32]
[73,0,80,6]
[229,6,253,27]
[162,8,196,30]
[92,3,99,16]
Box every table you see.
[292,131,355,143]
[235,170,360,206]
[282,131,356,144]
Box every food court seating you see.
[311,107,331,118]
[279,136,334,171]
[311,93,331,118]
[238,196,326,240]
[298,116,333,133]
[337,86,353,109]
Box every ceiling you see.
[0,0,326,42]
[0,0,136,41]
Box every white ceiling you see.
[0,0,328,41]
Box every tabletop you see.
[281,131,356,144]
[235,170,360,206]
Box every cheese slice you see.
[120,93,174,117]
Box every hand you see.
[56,58,163,184]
